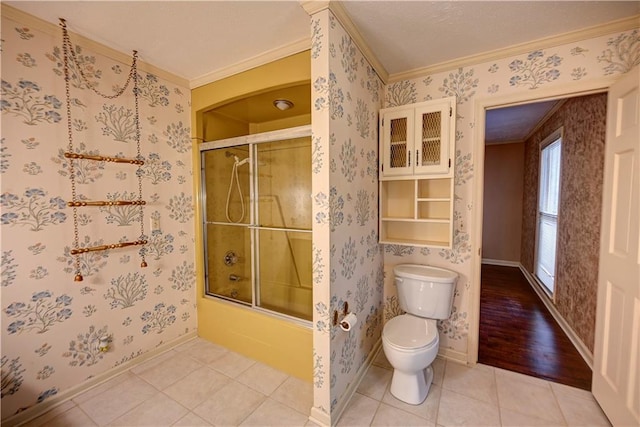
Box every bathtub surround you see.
[1,8,195,422]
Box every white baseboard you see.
[309,406,331,427]
[4,332,198,427]
[438,347,468,365]
[518,264,594,369]
[482,258,520,267]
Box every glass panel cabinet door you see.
[414,100,452,175]
[381,109,414,177]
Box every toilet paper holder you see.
[333,302,352,328]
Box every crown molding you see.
[300,0,330,16]
[389,14,640,83]
[189,37,310,89]
[2,3,190,88]
[300,0,389,84]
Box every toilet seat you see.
[382,314,438,350]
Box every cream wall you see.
[309,9,385,422]
[1,8,195,422]
[482,142,525,262]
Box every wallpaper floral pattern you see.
[310,9,384,420]
[1,14,194,420]
[521,93,608,352]
[383,28,639,359]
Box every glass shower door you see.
[201,145,252,304]
[255,137,312,320]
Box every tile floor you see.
[22,338,611,427]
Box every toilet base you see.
[389,365,434,405]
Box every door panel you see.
[593,66,640,426]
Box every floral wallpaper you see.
[1,12,194,421]
[382,28,639,358]
[310,9,384,421]
[521,93,608,353]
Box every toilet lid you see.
[383,315,437,350]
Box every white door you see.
[592,66,640,426]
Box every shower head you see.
[235,157,249,166]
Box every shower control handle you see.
[229,274,241,282]
[224,251,238,266]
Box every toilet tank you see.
[393,264,458,319]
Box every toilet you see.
[382,264,458,405]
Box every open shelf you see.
[379,177,454,248]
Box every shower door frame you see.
[199,125,312,325]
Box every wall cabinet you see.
[379,97,456,248]
[380,97,456,178]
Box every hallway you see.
[479,264,592,390]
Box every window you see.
[535,130,562,295]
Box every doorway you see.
[472,87,610,388]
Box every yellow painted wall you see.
[191,51,312,381]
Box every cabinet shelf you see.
[417,197,450,202]
[381,217,450,223]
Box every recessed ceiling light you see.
[273,99,294,111]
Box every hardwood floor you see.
[479,264,592,390]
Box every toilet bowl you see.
[382,315,439,404]
[382,264,457,405]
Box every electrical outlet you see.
[150,217,160,232]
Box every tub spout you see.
[229,274,241,282]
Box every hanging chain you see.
[133,63,147,268]
[60,18,147,279]
[61,19,82,281]
[60,19,137,100]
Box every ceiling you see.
[7,1,638,84]
[6,1,639,139]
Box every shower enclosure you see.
[200,127,312,322]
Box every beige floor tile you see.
[21,401,77,427]
[135,352,203,390]
[554,391,611,426]
[177,338,228,364]
[108,392,188,426]
[442,361,498,405]
[236,362,289,396]
[550,382,596,401]
[72,371,135,404]
[381,383,440,423]
[193,381,265,426]
[240,398,309,426]
[208,350,255,378]
[501,407,565,426]
[23,405,97,427]
[372,349,393,370]
[494,366,552,388]
[357,365,392,400]
[371,403,436,426]
[496,371,565,424]
[130,350,178,375]
[271,376,314,415]
[78,376,158,426]
[172,411,212,426]
[437,388,501,426]
[337,393,380,427]
[163,366,232,410]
